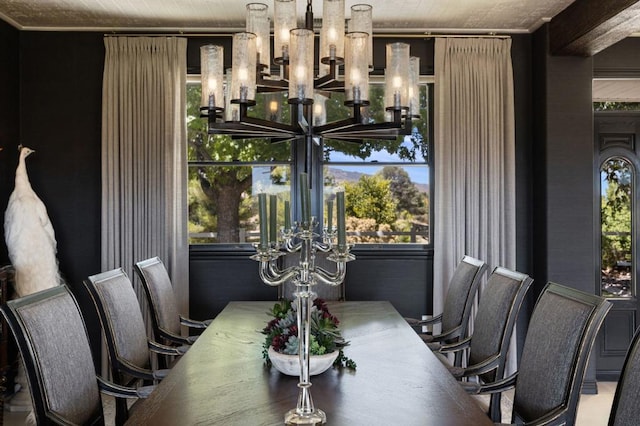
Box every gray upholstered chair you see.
[465,282,611,425]
[405,255,487,365]
[608,324,640,425]
[436,266,533,422]
[0,285,151,425]
[134,256,211,347]
[84,268,185,424]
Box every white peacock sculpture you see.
[4,145,62,420]
[5,145,62,296]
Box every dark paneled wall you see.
[593,37,640,77]
[532,24,597,392]
[345,248,432,317]
[0,20,20,261]
[189,246,433,320]
[4,30,105,362]
[189,247,279,318]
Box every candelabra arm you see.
[313,262,347,286]
[313,240,332,253]
[284,239,302,253]
[258,260,299,287]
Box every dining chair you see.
[608,324,640,425]
[134,256,212,348]
[0,285,151,425]
[405,255,487,365]
[84,268,185,424]
[464,282,611,425]
[436,266,533,421]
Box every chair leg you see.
[114,397,128,426]
[488,393,502,422]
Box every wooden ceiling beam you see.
[550,0,640,56]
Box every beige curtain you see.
[101,36,188,347]
[433,38,516,371]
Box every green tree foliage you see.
[594,102,640,111]
[601,159,632,271]
[323,86,428,161]
[378,166,427,216]
[187,85,289,242]
[345,175,397,225]
[188,83,429,244]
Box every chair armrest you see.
[438,335,471,353]
[405,313,443,327]
[461,373,518,395]
[428,325,463,343]
[460,354,500,378]
[158,328,199,346]
[523,406,569,426]
[180,315,212,329]
[97,376,154,399]
[148,339,186,356]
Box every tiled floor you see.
[1,382,618,425]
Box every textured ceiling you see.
[0,0,577,33]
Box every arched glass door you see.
[601,157,633,298]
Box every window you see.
[187,78,432,246]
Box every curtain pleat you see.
[101,36,188,373]
[434,38,516,373]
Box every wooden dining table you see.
[125,301,494,425]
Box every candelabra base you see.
[284,408,326,425]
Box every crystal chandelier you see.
[199,0,420,151]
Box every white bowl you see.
[268,346,338,376]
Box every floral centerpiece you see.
[262,298,356,371]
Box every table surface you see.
[125,301,493,426]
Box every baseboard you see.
[581,378,599,395]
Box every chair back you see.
[134,257,182,341]
[440,255,487,340]
[1,286,103,425]
[468,267,533,384]
[84,268,151,383]
[609,326,640,425]
[513,283,611,425]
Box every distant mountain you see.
[326,167,363,183]
[326,166,429,194]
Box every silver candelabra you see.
[251,174,354,425]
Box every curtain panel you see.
[101,36,188,331]
[433,38,516,370]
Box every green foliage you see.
[261,299,355,370]
[601,159,632,270]
[345,175,397,225]
[601,159,632,269]
[594,102,640,112]
[188,84,291,242]
[378,166,427,215]
[323,86,429,162]
[187,83,430,244]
